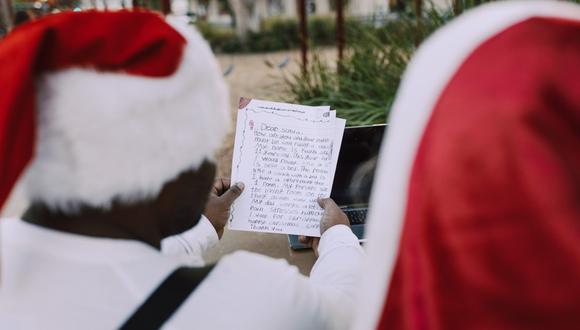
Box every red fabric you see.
[0,11,185,209]
[379,18,580,330]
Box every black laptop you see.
[288,124,387,249]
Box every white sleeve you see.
[161,215,219,258]
[307,224,365,329]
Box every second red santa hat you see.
[354,1,580,329]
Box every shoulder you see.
[169,252,319,329]
[207,251,307,291]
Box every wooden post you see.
[453,0,463,16]
[298,0,308,74]
[161,0,171,15]
[414,0,422,18]
[336,0,344,63]
[414,0,422,46]
[0,0,13,32]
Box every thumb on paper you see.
[221,182,244,206]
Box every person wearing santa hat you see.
[352,1,580,329]
[0,11,363,329]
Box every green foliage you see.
[286,9,453,126]
[249,17,300,51]
[308,16,336,45]
[195,21,240,53]
[196,16,337,53]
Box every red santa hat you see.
[0,11,229,212]
[354,1,580,329]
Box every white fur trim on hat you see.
[22,21,230,212]
[352,2,580,329]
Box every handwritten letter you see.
[230,99,345,236]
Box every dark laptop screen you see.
[330,124,386,207]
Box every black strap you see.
[119,265,214,330]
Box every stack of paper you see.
[229,98,346,237]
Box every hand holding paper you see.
[204,178,244,238]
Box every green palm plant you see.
[284,4,461,125]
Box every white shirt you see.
[0,217,363,330]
